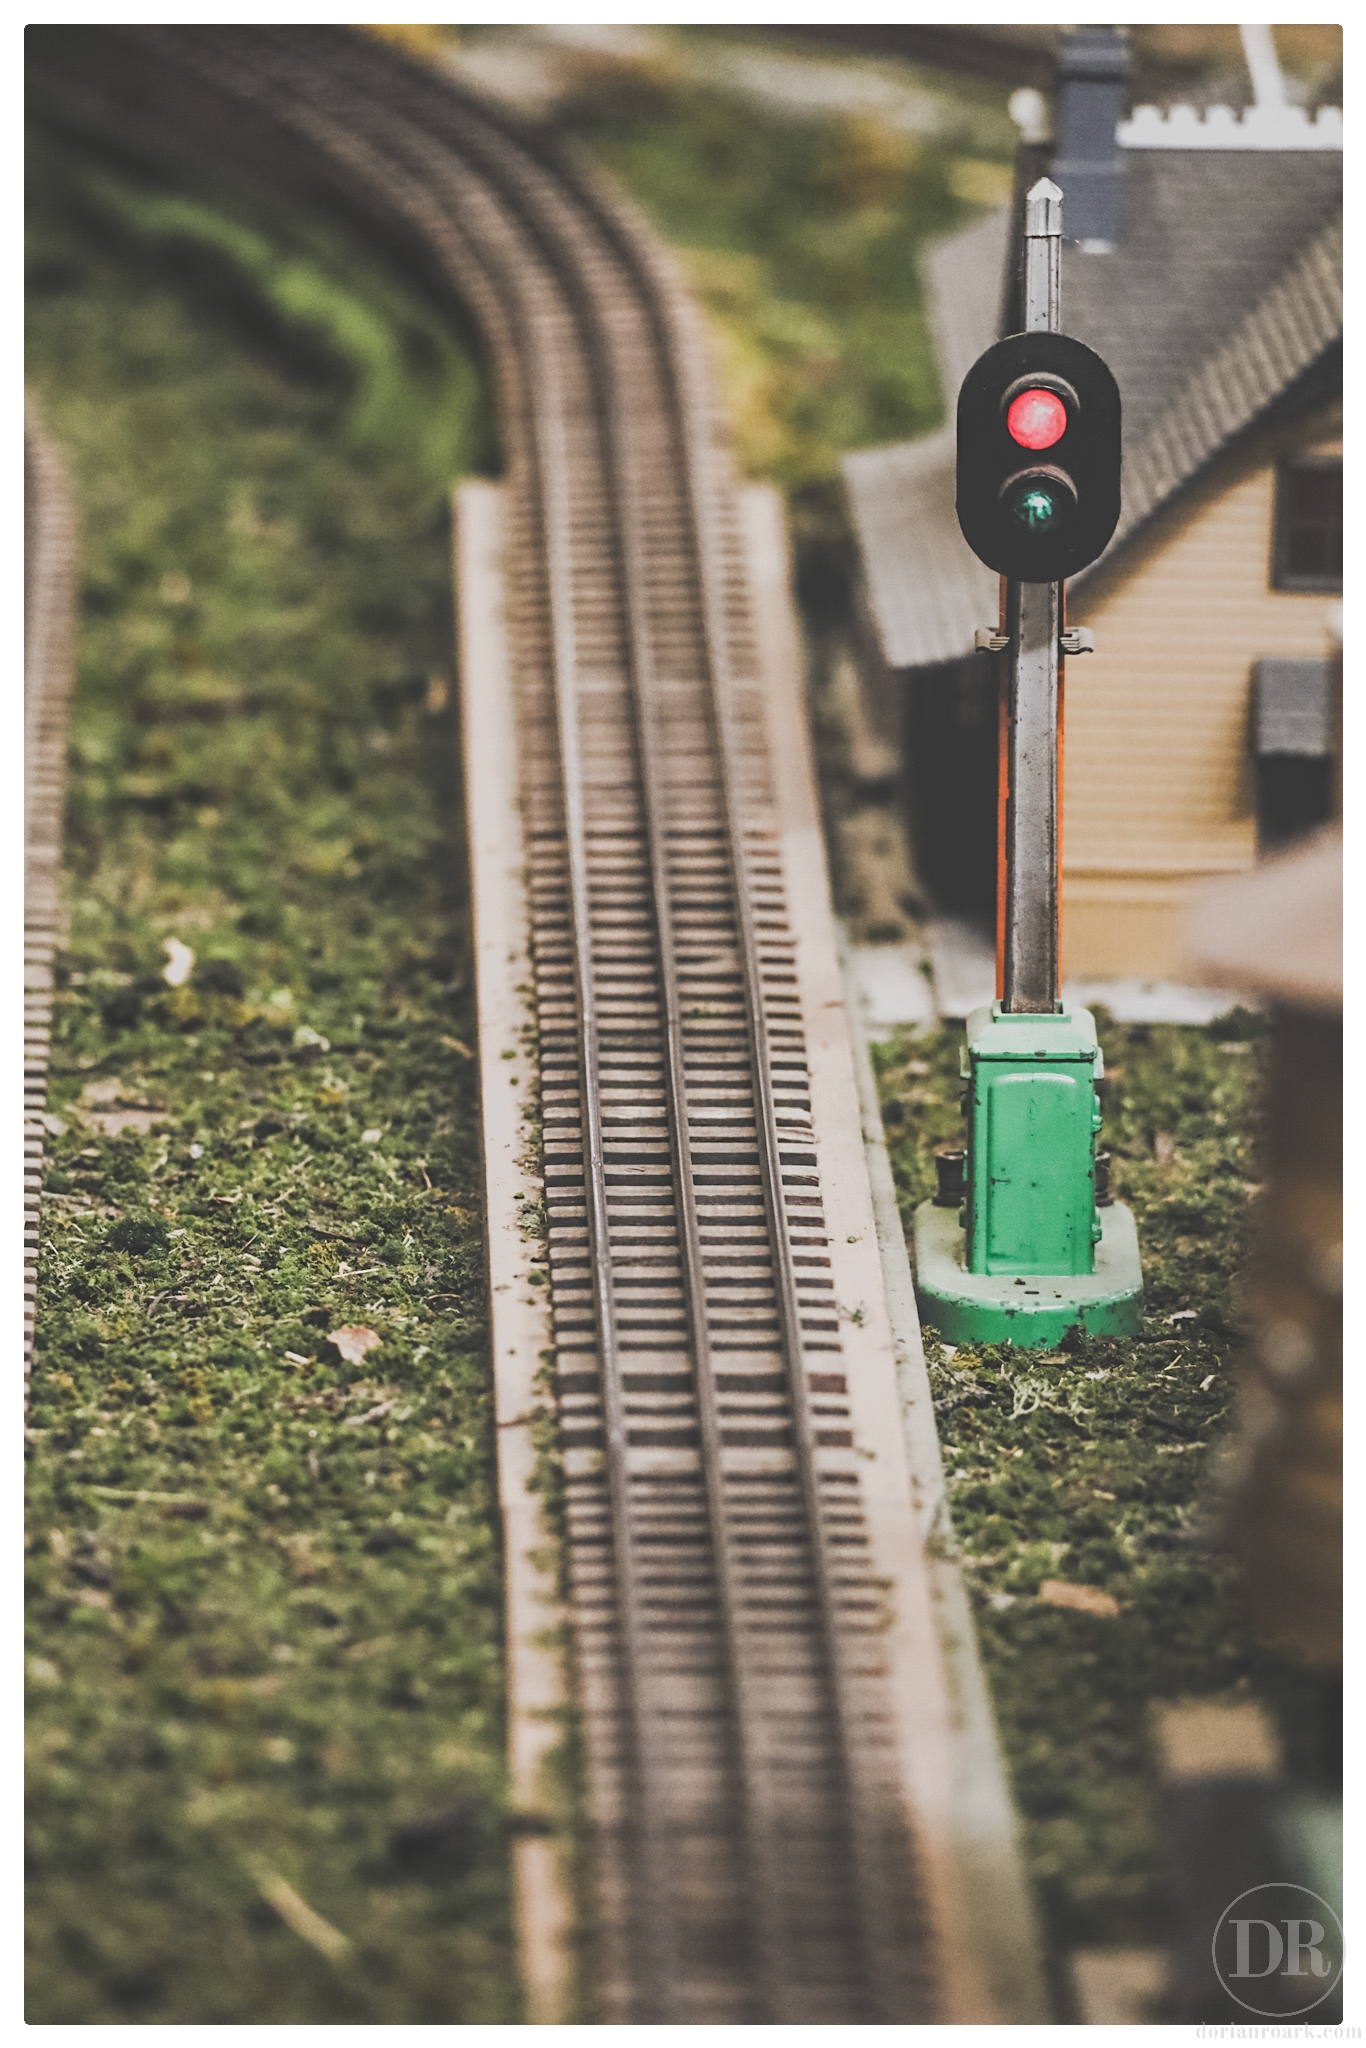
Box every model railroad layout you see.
[28,28,1042,2023]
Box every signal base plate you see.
[913,1198,1144,1348]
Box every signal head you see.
[956,332,1121,581]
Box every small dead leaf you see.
[1153,1131,1174,1166]
[328,1325,383,1365]
[360,1128,382,1144]
[1037,1579,1121,1618]
[162,937,195,987]
[441,1035,474,1059]
[1167,1309,1198,1325]
[1091,1489,1116,1501]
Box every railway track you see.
[28,29,1041,2022]
[24,408,78,1382]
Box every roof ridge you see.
[1092,213,1341,571]
[1119,101,1343,151]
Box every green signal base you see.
[914,1199,1143,1346]
[914,1002,1143,1348]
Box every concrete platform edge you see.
[455,481,574,2024]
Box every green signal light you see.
[1012,484,1063,534]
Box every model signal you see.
[956,331,1121,582]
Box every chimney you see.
[1051,25,1129,251]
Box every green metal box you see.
[963,1003,1102,1277]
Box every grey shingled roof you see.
[844,428,997,672]
[1112,212,1341,551]
[845,145,1341,672]
[923,204,1011,412]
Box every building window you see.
[1272,458,1342,591]
[1252,656,1334,850]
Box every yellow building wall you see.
[1062,410,1340,980]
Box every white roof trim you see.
[1119,102,1342,150]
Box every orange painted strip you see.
[995,574,1008,1002]
[1057,583,1065,995]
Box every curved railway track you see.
[24,409,78,1383]
[28,28,1040,2023]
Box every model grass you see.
[25,123,521,2024]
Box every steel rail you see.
[522,325,682,2019]
[566,165,790,2027]
[596,179,919,2024]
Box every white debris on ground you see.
[844,941,938,1039]
[926,916,995,1022]
[846,917,1257,1036]
[161,935,195,986]
[1061,978,1253,1027]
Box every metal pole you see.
[1002,177,1063,1014]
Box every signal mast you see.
[914,179,1143,1347]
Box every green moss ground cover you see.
[873,1015,1324,1963]
[25,122,523,2023]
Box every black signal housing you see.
[957,331,1121,581]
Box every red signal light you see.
[1007,387,1068,451]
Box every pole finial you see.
[1026,178,1064,239]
